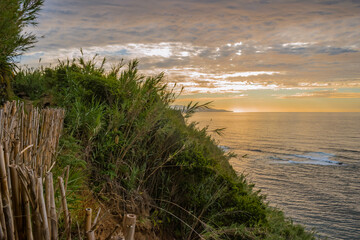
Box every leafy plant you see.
[12,55,315,239]
[0,0,43,102]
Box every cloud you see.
[31,0,360,48]
[268,42,359,55]
[277,90,360,99]
[19,0,360,100]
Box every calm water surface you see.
[191,112,360,240]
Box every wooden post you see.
[123,214,136,240]
[85,208,95,240]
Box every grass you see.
[12,55,315,239]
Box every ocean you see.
[191,112,360,240]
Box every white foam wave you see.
[218,145,230,151]
[271,152,342,166]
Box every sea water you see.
[191,112,360,239]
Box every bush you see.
[12,55,315,239]
[13,68,47,99]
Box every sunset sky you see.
[20,0,360,112]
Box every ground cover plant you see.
[12,56,315,239]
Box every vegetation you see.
[2,0,315,238]
[0,0,43,102]
[12,56,315,239]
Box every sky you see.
[20,0,360,112]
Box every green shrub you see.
[13,68,46,99]
[12,55,315,239]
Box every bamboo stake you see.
[45,173,51,230]
[123,214,136,240]
[47,173,57,240]
[15,165,33,240]
[85,208,95,240]
[38,177,51,240]
[9,165,22,239]
[29,174,42,240]
[22,186,33,240]
[1,194,13,238]
[0,144,15,240]
[0,190,7,240]
[58,177,71,240]
[4,144,12,196]
[0,223,4,240]
[13,139,20,164]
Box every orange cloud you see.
[278,90,360,99]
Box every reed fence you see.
[0,101,68,240]
[0,101,134,240]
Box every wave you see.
[272,152,343,166]
[218,145,230,151]
[287,160,341,166]
[293,152,334,160]
[269,156,282,160]
[327,148,360,154]
[247,148,264,153]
